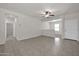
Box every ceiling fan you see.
[40,9,55,18]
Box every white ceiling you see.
[0,3,79,18]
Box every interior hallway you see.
[0,36,79,56]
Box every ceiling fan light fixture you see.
[40,9,55,18]
[45,14,49,17]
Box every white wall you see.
[64,13,79,40]
[0,10,5,44]
[15,14,41,40]
[0,8,79,45]
[41,21,52,37]
[41,20,63,37]
[41,12,79,41]
[0,8,41,44]
[41,22,50,30]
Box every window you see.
[54,24,59,31]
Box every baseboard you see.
[76,39,79,41]
[41,35,54,38]
[17,35,41,41]
[64,38,77,41]
[23,35,42,40]
[0,41,6,45]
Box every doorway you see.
[6,23,14,39]
[5,20,15,40]
[5,14,17,40]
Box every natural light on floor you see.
[54,37,60,46]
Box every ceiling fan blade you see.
[49,14,55,16]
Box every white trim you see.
[5,18,16,41]
[5,20,6,41]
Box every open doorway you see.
[6,22,14,39]
[5,15,16,40]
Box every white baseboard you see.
[0,41,6,45]
[64,38,78,41]
[76,39,79,41]
[16,34,41,40]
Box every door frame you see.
[5,20,15,40]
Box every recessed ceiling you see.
[0,3,79,18]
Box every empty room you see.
[0,3,79,56]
